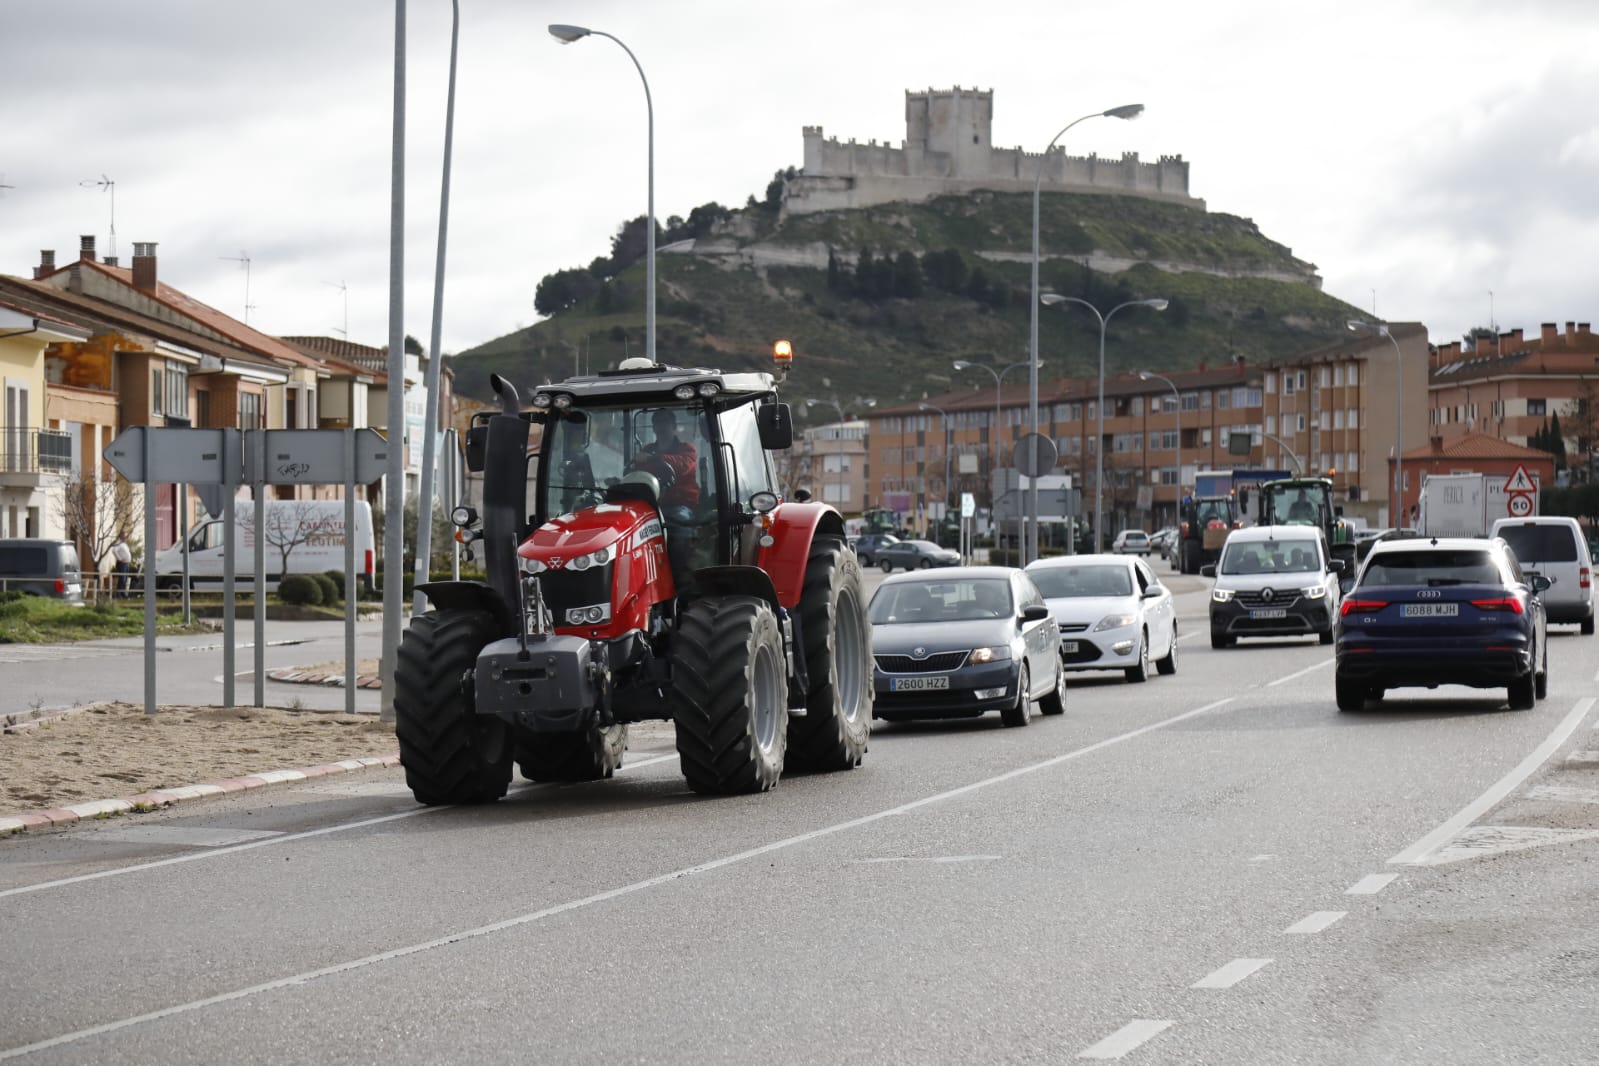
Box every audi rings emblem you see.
[1417,589,1442,599]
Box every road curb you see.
[267,668,384,690]
[0,753,401,837]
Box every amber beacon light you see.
[773,339,793,366]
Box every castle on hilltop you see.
[782,87,1203,216]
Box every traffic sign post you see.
[1508,492,1534,518]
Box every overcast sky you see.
[4,0,1595,362]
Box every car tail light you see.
[1582,567,1591,590]
[54,578,65,593]
[365,549,374,575]
[1340,598,1387,617]
[1180,521,1190,537]
[1471,597,1524,614]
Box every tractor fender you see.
[415,580,516,635]
[759,503,847,609]
[678,566,781,617]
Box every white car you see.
[1024,554,1178,682]
[1111,530,1151,555]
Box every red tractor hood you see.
[519,501,660,568]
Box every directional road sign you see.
[246,428,389,485]
[104,427,240,484]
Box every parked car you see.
[1203,525,1343,648]
[876,539,960,573]
[869,567,1066,726]
[0,538,85,604]
[1025,553,1178,682]
[851,533,900,567]
[1111,529,1151,555]
[1335,536,1548,711]
[1490,516,1594,634]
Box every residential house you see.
[0,300,86,540]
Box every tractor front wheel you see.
[786,536,873,772]
[671,596,789,794]
[395,609,513,805]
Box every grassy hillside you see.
[451,191,1364,415]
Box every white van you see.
[1490,515,1594,633]
[154,499,376,592]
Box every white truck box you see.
[154,498,375,590]
[1418,473,1488,538]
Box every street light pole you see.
[1042,294,1168,552]
[1347,320,1404,528]
[1139,369,1181,524]
[550,23,655,363]
[1029,103,1145,565]
[918,402,952,536]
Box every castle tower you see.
[905,86,993,177]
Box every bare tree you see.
[56,472,136,575]
[260,499,343,578]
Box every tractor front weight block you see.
[474,635,601,733]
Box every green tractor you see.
[1254,476,1357,588]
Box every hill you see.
[450,190,1368,417]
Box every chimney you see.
[34,250,56,280]
[1581,323,1592,336]
[1429,435,1443,454]
[79,235,96,262]
[1197,361,1207,372]
[1506,328,1524,349]
[1542,322,1558,344]
[132,242,158,292]
[102,256,118,267]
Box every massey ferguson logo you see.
[548,557,563,569]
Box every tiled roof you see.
[1402,432,1554,461]
[280,336,388,379]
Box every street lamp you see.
[1138,369,1181,520]
[1347,319,1404,527]
[1042,294,1168,552]
[550,23,656,363]
[918,402,953,535]
[805,396,875,509]
[1028,103,1145,563]
[954,358,1041,547]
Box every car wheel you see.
[1335,676,1367,712]
[879,559,894,573]
[1535,662,1548,700]
[1368,686,1385,702]
[1125,631,1150,683]
[1583,614,1595,636]
[1155,625,1178,675]
[1038,658,1067,716]
[1318,626,1334,646]
[1001,665,1031,728]
[1210,629,1233,650]
[1508,672,1535,711]
[918,559,932,569]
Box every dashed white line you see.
[1266,656,1335,687]
[1284,911,1346,935]
[1192,958,1271,989]
[1346,873,1398,895]
[1078,1020,1174,1059]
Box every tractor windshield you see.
[1278,484,1329,525]
[542,404,714,519]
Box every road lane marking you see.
[1265,657,1334,687]
[1388,697,1598,865]
[1417,825,1599,865]
[1284,911,1346,934]
[0,698,1235,1057]
[1192,958,1271,989]
[0,753,684,901]
[1345,873,1397,895]
[1077,1020,1174,1059]
[83,826,283,848]
[855,854,1002,864]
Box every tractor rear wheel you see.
[395,609,513,805]
[671,596,788,794]
[516,724,628,782]
[786,536,872,772]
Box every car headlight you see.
[1301,585,1327,599]
[1093,613,1137,632]
[968,646,1011,664]
[1212,588,1235,603]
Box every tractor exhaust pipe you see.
[481,375,531,626]
[489,373,522,416]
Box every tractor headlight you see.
[697,382,720,397]
[673,384,696,400]
[565,603,611,626]
[569,546,614,571]
[552,393,574,409]
[519,557,547,575]
[450,505,477,527]
[531,393,553,408]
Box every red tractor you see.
[395,354,873,801]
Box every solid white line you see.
[1388,696,1598,865]
[0,699,1235,1059]
[1191,958,1271,989]
[1346,873,1397,895]
[1266,656,1335,687]
[1284,911,1346,935]
[0,754,683,902]
[1078,1019,1174,1059]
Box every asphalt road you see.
[3,568,1599,1063]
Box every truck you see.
[152,498,376,591]
[1418,471,1540,537]
[395,352,873,803]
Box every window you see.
[1334,365,1344,387]
[1320,367,1330,387]
[1348,408,1358,429]
[1201,428,1212,446]
[1527,398,1548,416]
[1320,411,1330,430]
[1218,390,1230,410]
[1266,373,1277,393]
[1346,450,1358,472]
[1347,364,1358,386]
[165,363,188,419]
[1296,414,1306,432]
[1266,415,1276,434]
[196,390,211,427]
[238,391,261,429]
[1283,374,1295,397]
[1234,387,1262,408]
[152,368,164,415]
[1297,371,1307,390]
[1199,391,1211,410]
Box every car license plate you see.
[1061,641,1079,653]
[1249,608,1287,619]
[1403,603,1459,617]
[891,676,950,692]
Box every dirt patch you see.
[1,702,397,814]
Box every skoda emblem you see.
[913,646,927,658]
[1261,587,1275,602]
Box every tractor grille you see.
[537,564,612,621]
[875,650,969,673]
[1233,588,1301,609]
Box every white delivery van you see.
[1490,515,1594,633]
[154,499,376,592]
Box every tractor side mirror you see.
[464,424,488,473]
[757,402,794,450]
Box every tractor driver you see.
[629,408,704,579]
[1287,488,1315,523]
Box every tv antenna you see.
[323,280,348,339]
[79,174,115,258]
[219,251,256,324]
[0,174,14,198]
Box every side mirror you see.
[757,401,794,450]
[1199,564,1217,578]
[1531,574,1552,592]
[464,424,488,473]
[1021,604,1051,622]
[1328,559,1346,575]
[1142,586,1161,599]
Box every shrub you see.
[313,573,341,605]
[278,574,323,607]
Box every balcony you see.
[1,428,74,486]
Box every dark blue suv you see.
[1335,537,1549,712]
